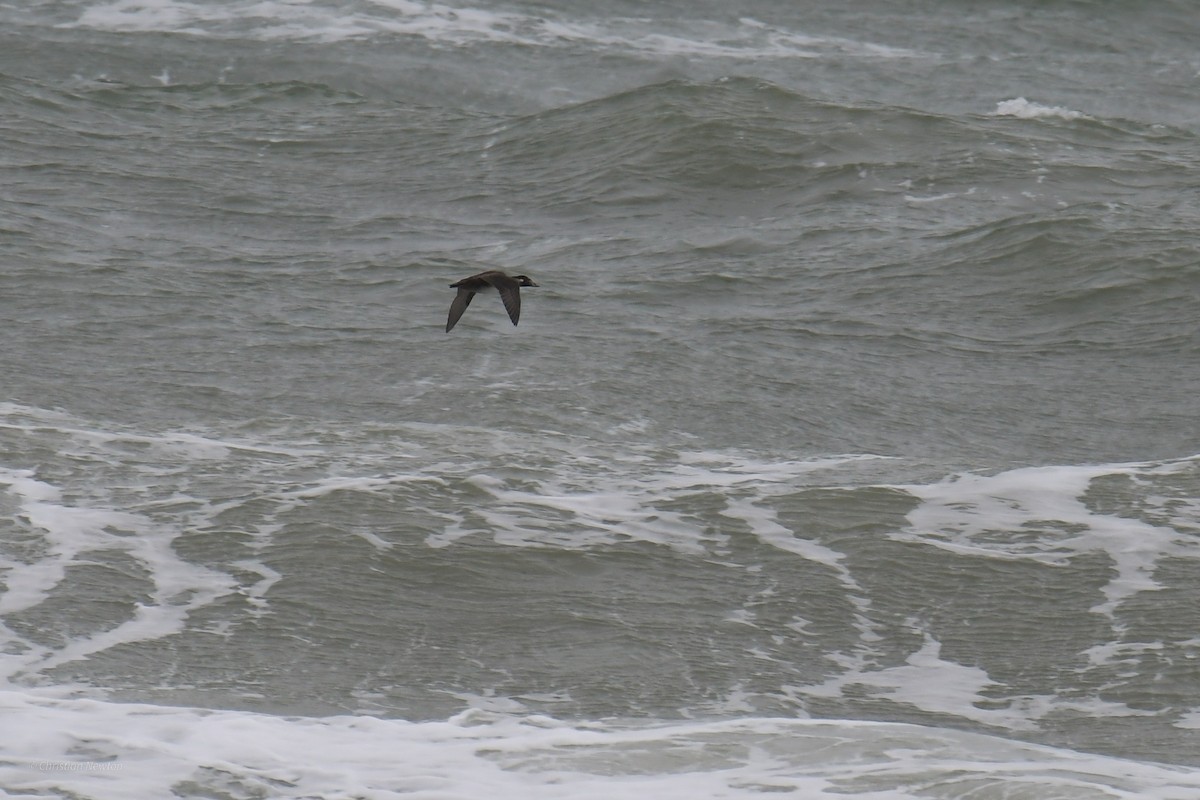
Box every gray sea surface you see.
[1,2,1200,798]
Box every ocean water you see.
[2,1,1200,797]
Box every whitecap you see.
[63,0,928,61]
[992,97,1089,120]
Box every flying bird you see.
[445,270,539,332]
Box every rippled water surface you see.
[1,1,1199,798]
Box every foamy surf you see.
[992,97,1089,121]
[0,465,236,682]
[4,690,1200,799]
[892,458,1200,618]
[1,400,1198,756]
[64,0,924,59]
[7,0,1200,793]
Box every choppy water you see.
[2,1,1200,798]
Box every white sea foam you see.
[4,402,1199,768]
[3,689,1199,799]
[63,1,923,59]
[903,190,965,204]
[891,458,1200,619]
[992,97,1089,120]
[0,404,327,681]
[426,452,889,554]
[0,466,236,681]
[771,455,1200,732]
[793,630,1041,730]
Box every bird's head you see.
[513,275,539,287]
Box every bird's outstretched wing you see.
[482,273,522,326]
[445,288,475,332]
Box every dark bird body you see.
[445,270,539,332]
